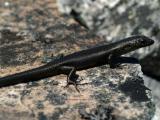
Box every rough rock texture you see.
[0,0,155,120]
[58,0,160,77]
[58,0,160,119]
[143,75,160,120]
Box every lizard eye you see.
[127,44,132,48]
[141,40,146,45]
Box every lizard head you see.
[113,35,154,55]
[123,35,154,50]
[133,35,154,47]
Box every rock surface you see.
[0,0,155,120]
[143,75,160,120]
[58,0,160,119]
[58,0,160,79]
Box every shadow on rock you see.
[140,48,160,81]
[119,77,150,102]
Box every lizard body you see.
[0,35,154,90]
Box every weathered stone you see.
[0,0,155,120]
[58,1,160,119]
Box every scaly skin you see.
[0,35,154,90]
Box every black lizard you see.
[0,35,154,91]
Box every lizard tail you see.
[0,65,60,88]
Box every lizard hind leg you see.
[60,66,80,92]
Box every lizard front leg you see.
[59,66,80,92]
[108,54,120,68]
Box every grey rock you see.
[143,75,160,120]
[58,0,160,119]
[0,0,155,120]
[58,0,160,81]
[57,0,160,69]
